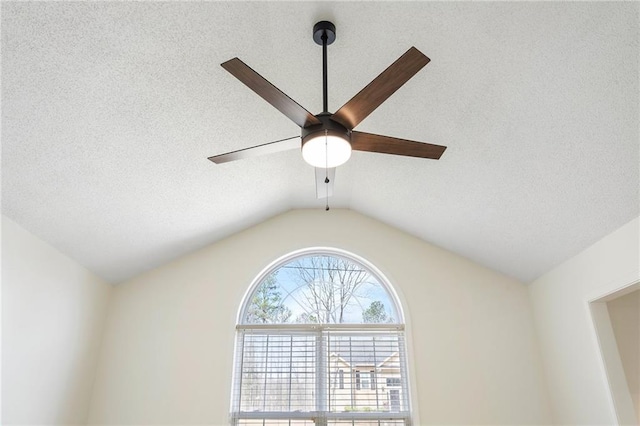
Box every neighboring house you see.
[328,347,404,413]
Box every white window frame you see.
[231,249,412,426]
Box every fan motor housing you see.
[301,114,351,147]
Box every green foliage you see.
[343,406,373,412]
[362,301,388,323]
[246,274,292,323]
[294,312,318,323]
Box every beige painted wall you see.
[87,209,551,425]
[608,290,640,421]
[1,216,113,424]
[529,216,640,425]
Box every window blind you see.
[232,325,411,426]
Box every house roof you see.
[329,337,399,367]
[2,2,638,284]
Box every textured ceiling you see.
[2,2,638,284]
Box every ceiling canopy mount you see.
[313,21,336,46]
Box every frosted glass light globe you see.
[302,134,352,168]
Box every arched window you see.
[232,250,411,426]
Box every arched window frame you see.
[231,247,412,426]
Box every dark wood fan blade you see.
[332,47,430,130]
[208,136,300,164]
[315,167,336,199]
[351,131,446,160]
[222,58,321,128]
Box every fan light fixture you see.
[301,133,351,168]
[301,113,352,168]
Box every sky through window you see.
[243,254,399,324]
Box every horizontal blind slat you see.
[233,328,410,425]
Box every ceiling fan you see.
[209,21,447,199]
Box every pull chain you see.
[325,130,330,211]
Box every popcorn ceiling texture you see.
[2,2,638,284]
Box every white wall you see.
[88,209,551,425]
[529,216,640,424]
[607,290,640,422]
[1,216,113,425]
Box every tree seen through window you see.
[244,254,397,324]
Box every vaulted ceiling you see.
[2,2,638,284]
